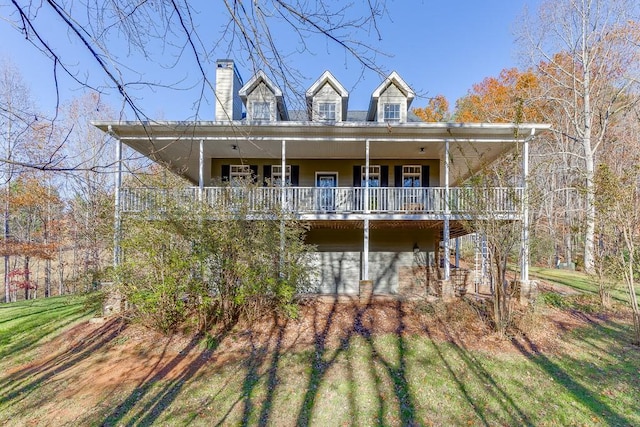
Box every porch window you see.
[230,164,252,185]
[383,103,401,122]
[402,165,421,187]
[318,102,337,121]
[271,164,291,186]
[252,101,271,121]
[361,165,380,187]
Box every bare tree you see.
[4,1,389,122]
[0,59,40,302]
[61,93,117,278]
[458,155,526,336]
[518,0,640,273]
[594,162,640,344]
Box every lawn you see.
[0,293,638,426]
[0,295,95,363]
[530,266,640,303]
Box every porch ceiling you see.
[94,121,549,185]
[306,219,471,237]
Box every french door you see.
[316,173,338,211]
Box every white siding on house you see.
[214,60,243,121]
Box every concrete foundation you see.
[517,279,538,306]
[440,280,455,302]
[359,280,374,303]
[102,283,123,316]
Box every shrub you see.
[117,183,314,333]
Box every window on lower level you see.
[383,103,401,122]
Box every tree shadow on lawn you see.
[365,300,419,426]
[212,296,420,426]
[0,302,92,360]
[101,326,231,426]
[512,329,634,426]
[424,318,534,427]
[0,317,126,406]
[211,316,287,427]
[294,297,419,426]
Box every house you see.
[94,59,549,301]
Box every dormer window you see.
[368,72,415,122]
[383,103,401,122]
[252,101,271,121]
[318,102,337,121]
[306,71,348,122]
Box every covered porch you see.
[95,120,548,293]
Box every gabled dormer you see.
[305,71,349,122]
[239,70,289,121]
[366,71,415,123]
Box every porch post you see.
[198,139,204,203]
[112,126,122,270]
[280,140,286,277]
[521,130,533,283]
[359,138,373,301]
[443,139,450,281]
[363,138,370,281]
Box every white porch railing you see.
[120,186,523,216]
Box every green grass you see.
[0,294,95,363]
[530,266,640,303]
[87,323,639,426]
[0,295,638,426]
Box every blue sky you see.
[0,1,540,120]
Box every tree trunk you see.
[58,246,65,296]
[4,189,9,303]
[581,6,595,274]
[627,247,640,345]
[44,186,51,298]
[584,163,596,273]
[24,256,30,300]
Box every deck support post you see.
[360,139,372,300]
[198,139,204,203]
[280,139,286,278]
[363,138,370,282]
[520,130,532,283]
[440,138,455,301]
[443,138,451,281]
[519,129,536,305]
[112,126,122,270]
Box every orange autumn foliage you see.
[412,94,450,122]
[455,68,543,123]
[1,176,61,260]
[0,241,56,259]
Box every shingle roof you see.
[277,110,422,123]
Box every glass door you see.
[362,165,380,211]
[316,173,337,211]
[403,165,421,209]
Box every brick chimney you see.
[215,59,243,121]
